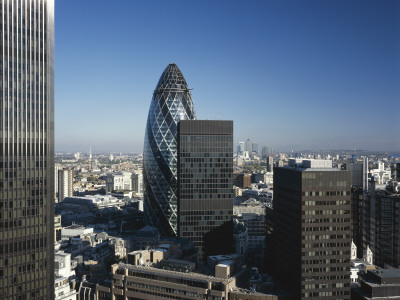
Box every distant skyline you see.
[56,0,399,153]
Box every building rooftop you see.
[117,262,236,283]
[368,269,400,284]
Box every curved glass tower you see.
[143,63,196,236]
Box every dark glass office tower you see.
[178,120,233,262]
[273,162,351,299]
[0,0,54,299]
[143,64,196,236]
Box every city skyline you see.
[55,0,399,152]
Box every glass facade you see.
[0,0,54,299]
[273,168,351,299]
[143,63,195,236]
[178,120,234,262]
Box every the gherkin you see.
[143,63,196,236]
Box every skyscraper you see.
[58,168,73,202]
[143,63,196,236]
[272,160,351,299]
[266,155,274,172]
[177,120,234,262]
[0,0,54,299]
[238,141,244,154]
[262,145,273,158]
[245,138,252,153]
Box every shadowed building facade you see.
[0,0,55,299]
[143,63,196,236]
[272,161,351,299]
[178,120,234,262]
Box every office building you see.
[369,162,391,185]
[0,1,55,299]
[266,155,274,172]
[352,269,400,299]
[107,261,239,300]
[132,169,143,194]
[105,170,132,192]
[238,141,244,154]
[54,277,77,300]
[58,168,73,201]
[234,173,251,188]
[178,120,233,262]
[54,164,62,200]
[272,160,351,299]
[262,146,273,158]
[396,163,400,181]
[364,188,400,268]
[143,63,196,236]
[252,142,259,153]
[245,138,252,153]
[343,162,365,258]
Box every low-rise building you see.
[62,195,126,212]
[55,251,75,278]
[61,225,94,240]
[109,262,241,300]
[352,269,400,299]
[54,277,77,300]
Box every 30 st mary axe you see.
[143,63,196,236]
[0,1,54,299]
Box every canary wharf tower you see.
[144,63,196,236]
[0,0,54,299]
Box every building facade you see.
[177,120,234,262]
[58,168,73,201]
[238,141,244,154]
[272,161,351,299]
[132,170,143,194]
[266,156,274,173]
[108,262,238,300]
[363,188,400,268]
[106,171,132,192]
[143,63,196,236]
[0,0,54,299]
[233,173,251,189]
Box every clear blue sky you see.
[55,0,399,153]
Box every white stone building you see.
[58,168,73,202]
[54,277,77,300]
[106,171,132,192]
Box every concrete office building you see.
[143,63,196,236]
[238,141,244,154]
[178,120,234,262]
[364,188,400,268]
[58,168,73,201]
[266,156,274,172]
[107,262,241,300]
[132,170,143,194]
[106,171,132,192]
[0,1,55,299]
[272,160,351,299]
[54,164,62,200]
[234,173,251,189]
